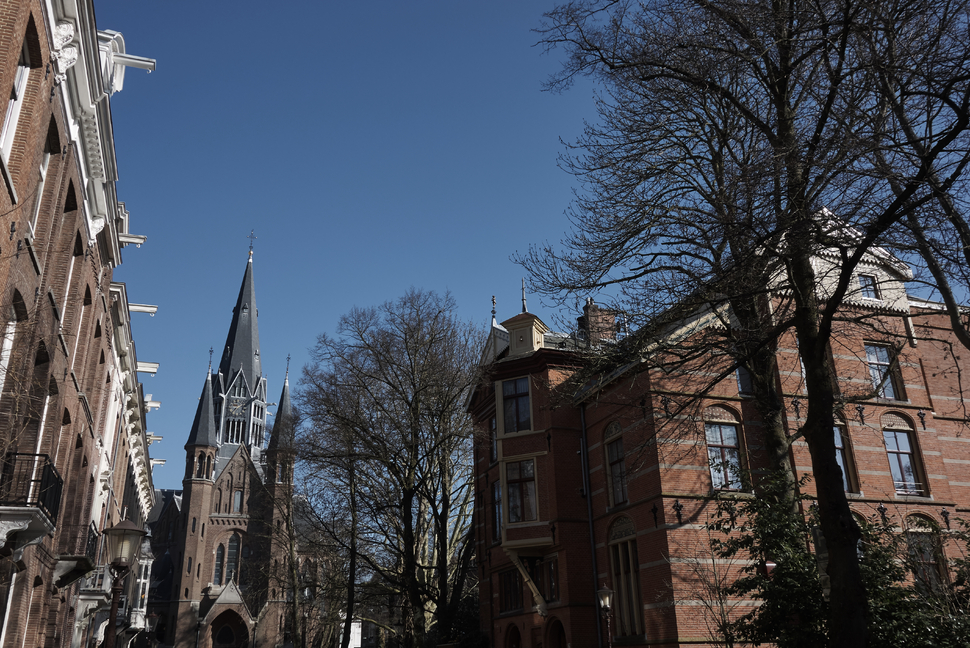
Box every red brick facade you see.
[0,1,157,647]
[470,292,969,647]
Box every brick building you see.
[469,254,970,647]
[0,0,160,647]
[146,255,296,648]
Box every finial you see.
[521,278,528,313]
[208,347,213,371]
[491,295,496,318]
[285,354,291,380]
[248,229,257,256]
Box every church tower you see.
[153,253,288,648]
[213,251,270,471]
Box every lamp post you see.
[102,520,147,648]
[597,584,614,648]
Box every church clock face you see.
[229,398,247,417]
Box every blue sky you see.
[94,1,596,489]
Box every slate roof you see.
[185,371,218,449]
[218,255,261,392]
[268,375,294,451]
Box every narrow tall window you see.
[834,427,854,492]
[489,416,497,463]
[506,459,536,522]
[706,421,742,490]
[503,378,531,433]
[28,138,50,234]
[226,534,240,583]
[1,43,30,164]
[233,490,243,513]
[608,517,643,637]
[885,427,924,496]
[499,569,522,613]
[607,435,628,506]
[736,366,754,395]
[492,480,502,541]
[212,545,226,585]
[906,517,945,592]
[859,274,881,300]
[865,343,904,400]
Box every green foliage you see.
[858,516,970,648]
[709,471,970,648]
[708,472,828,648]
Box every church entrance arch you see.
[209,610,249,648]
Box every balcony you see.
[54,522,99,587]
[0,453,62,564]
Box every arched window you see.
[233,490,243,513]
[196,452,205,479]
[833,424,856,492]
[227,534,240,583]
[882,413,926,496]
[608,516,644,638]
[206,454,212,479]
[214,544,225,585]
[214,489,222,514]
[704,406,743,490]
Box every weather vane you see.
[285,353,291,378]
[248,229,257,253]
[208,347,213,370]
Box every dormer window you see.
[859,274,881,300]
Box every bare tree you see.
[298,289,484,648]
[522,1,970,645]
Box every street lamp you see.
[102,520,147,648]
[597,584,614,648]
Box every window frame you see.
[858,274,881,300]
[1,42,30,165]
[865,343,905,401]
[906,516,946,593]
[491,480,502,542]
[506,458,537,523]
[502,377,531,433]
[736,365,754,396]
[606,434,628,507]
[884,425,926,496]
[499,568,523,614]
[608,518,644,638]
[833,426,857,493]
[705,417,743,491]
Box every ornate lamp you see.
[102,520,147,648]
[598,584,614,648]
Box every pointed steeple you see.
[185,371,218,449]
[219,255,261,390]
[268,366,294,451]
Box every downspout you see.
[580,403,603,648]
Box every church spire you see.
[185,370,218,449]
[219,254,261,390]
[268,370,294,452]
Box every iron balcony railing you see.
[58,522,99,559]
[0,453,63,525]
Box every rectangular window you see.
[834,427,853,492]
[610,539,644,637]
[884,429,924,496]
[492,480,502,542]
[607,438,628,506]
[507,459,536,523]
[537,556,559,602]
[907,530,944,592]
[865,343,904,400]
[499,569,522,613]
[705,422,742,490]
[859,274,881,300]
[736,365,754,395]
[233,490,243,513]
[503,378,531,433]
[28,143,50,234]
